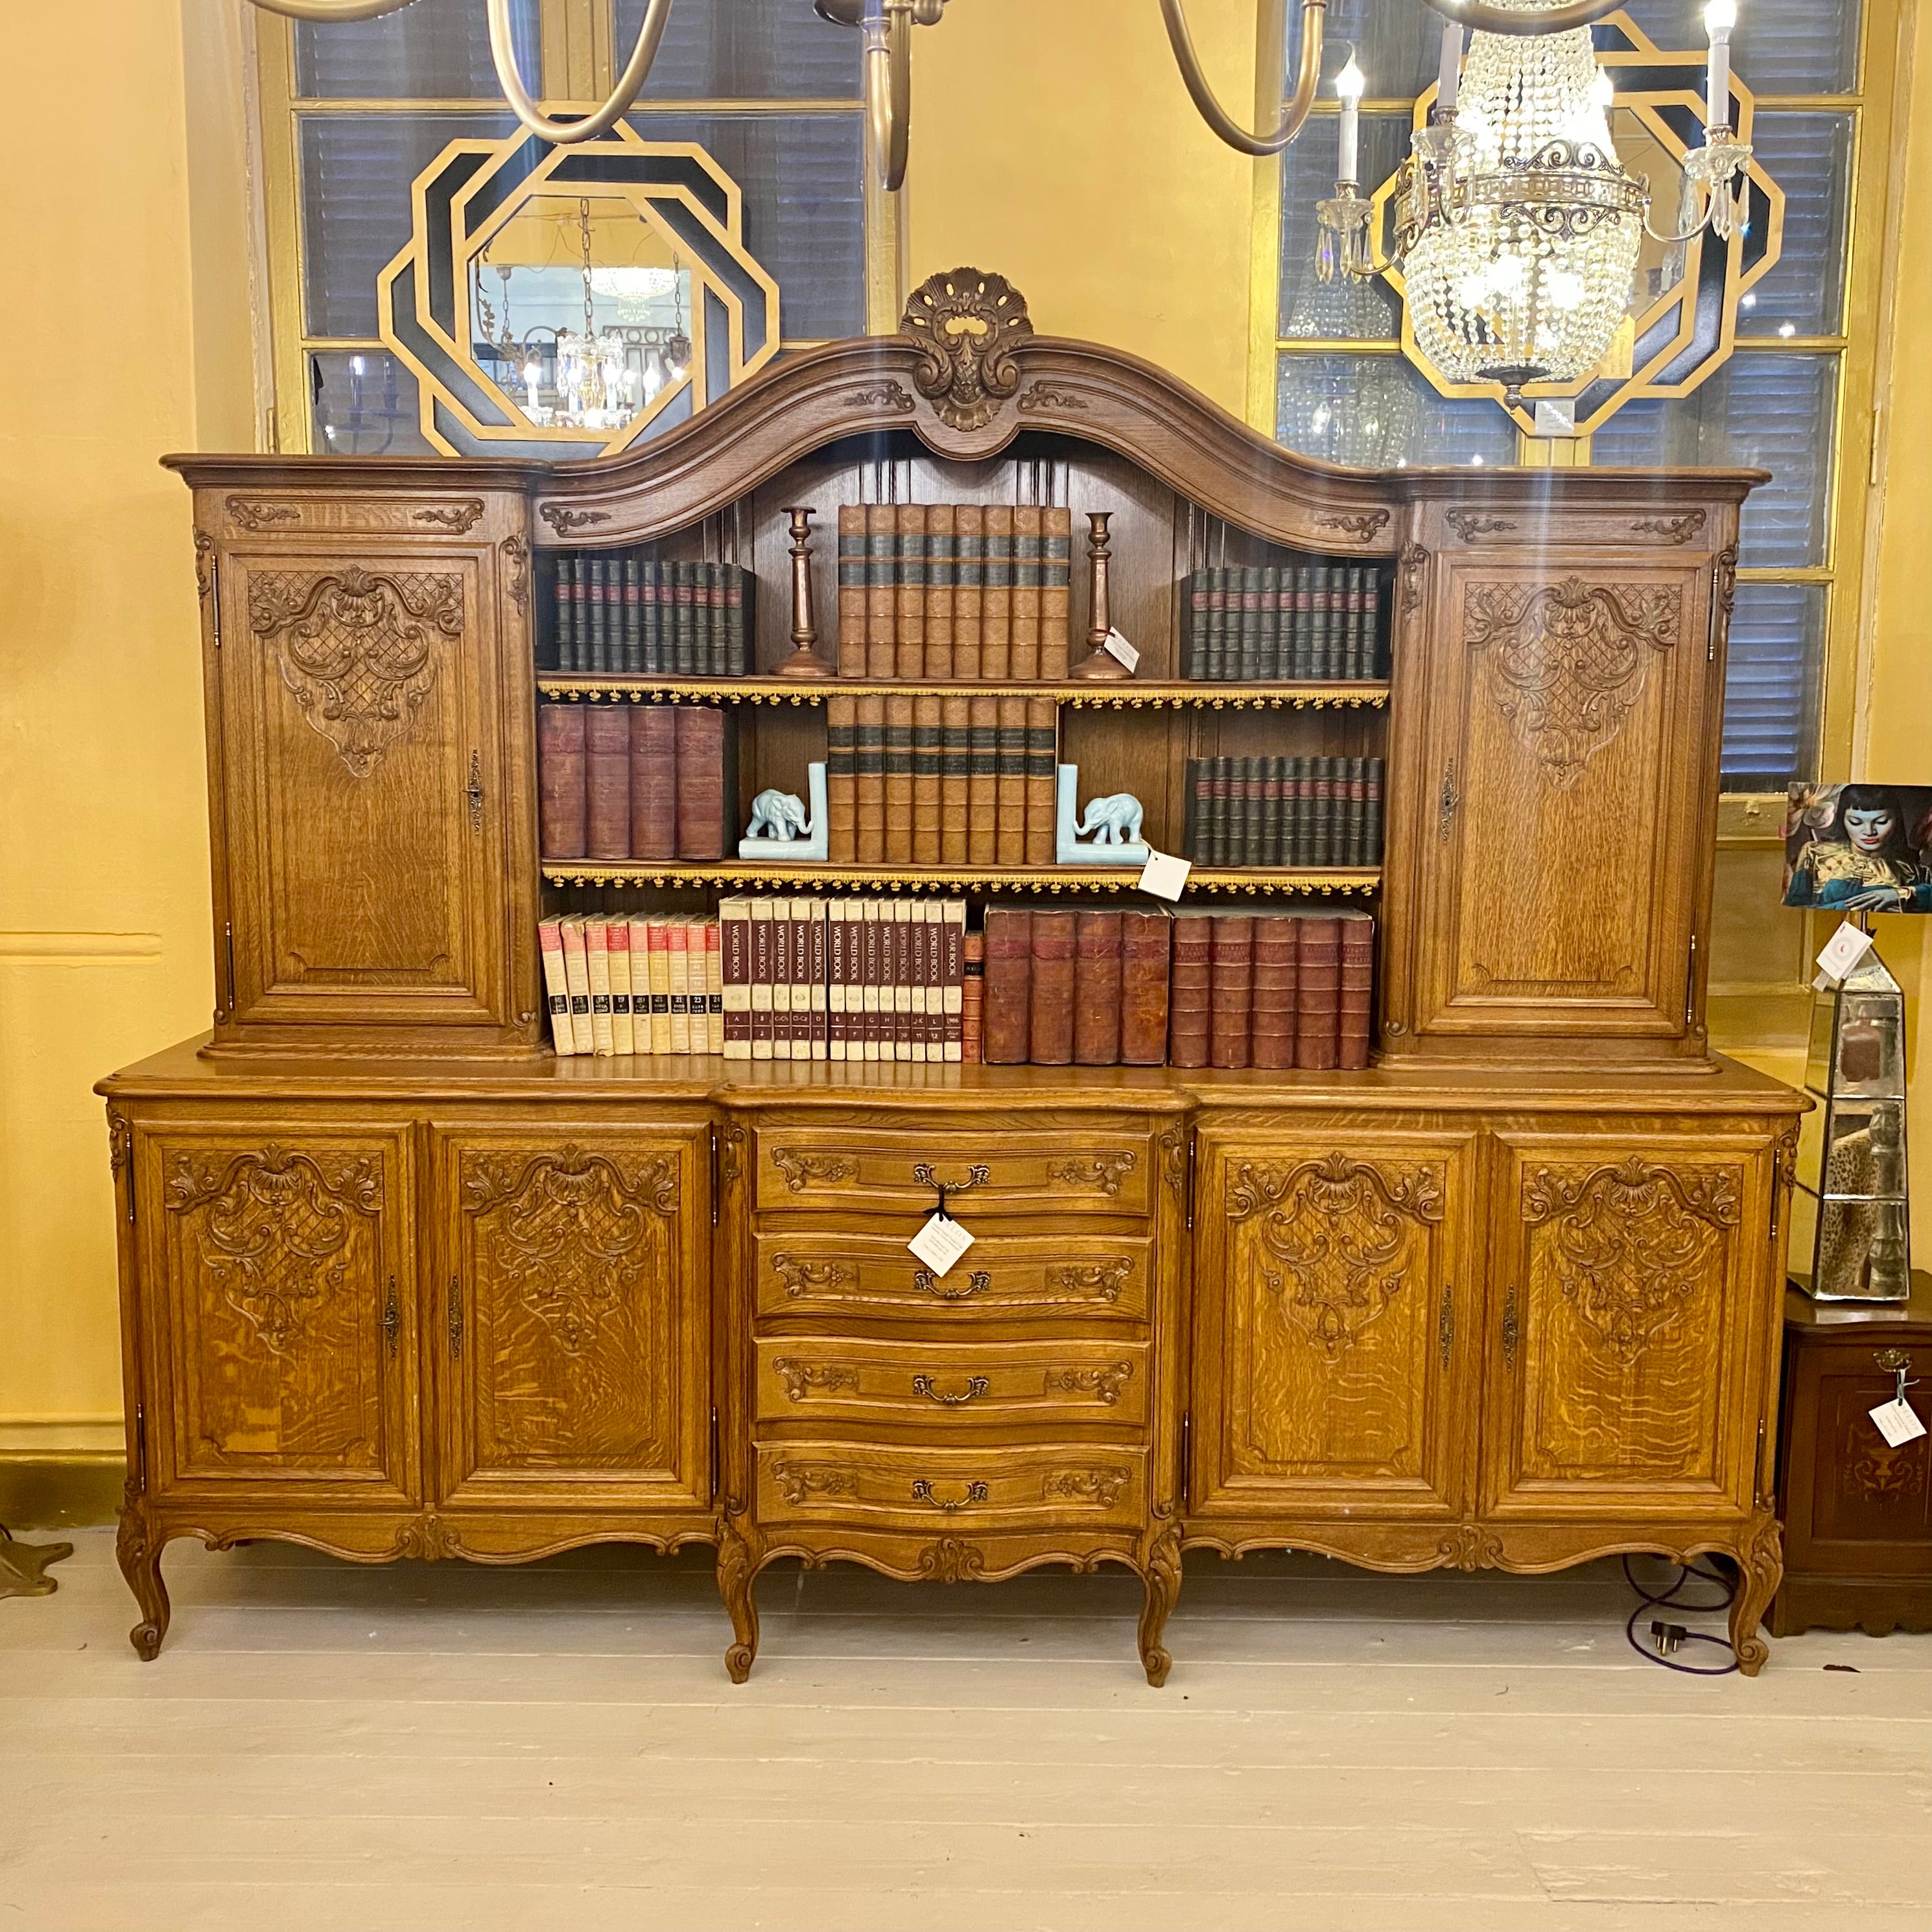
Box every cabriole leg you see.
[1138,1524,1183,1688]
[115,1505,170,1661]
[1730,1513,1783,1677]
[717,1515,759,1684]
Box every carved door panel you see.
[1481,1131,1769,1520]
[1190,1125,1481,1520]
[136,1124,418,1505]
[432,1127,712,1512]
[214,548,510,1033]
[1408,556,1717,1048]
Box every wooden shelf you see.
[541,861,1381,895]
[535,676,1389,711]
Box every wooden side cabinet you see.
[1772,1275,1932,1637]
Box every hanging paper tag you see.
[1870,1396,1927,1450]
[908,1212,975,1278]
[1814,920,1876,988]
[1101,628,1140,672]
[1139,849,1191,901]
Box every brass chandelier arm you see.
[244,0,421,19]
[1160,0,1326,159]
[865,3,913,193]
[484,0,676,145]
[1414,0,1632,36]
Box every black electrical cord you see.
[1621,1554,1739,1677]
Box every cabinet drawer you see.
[755,1441,1145,1530]
[755,1337,1149,1428]
[753,1129,1153,1218]
[753,1229,1153,1323]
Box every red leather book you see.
[1249,913,1300,1071]
[995,696,1029,867]
[1166,910,1214,1069]
[630,704,677,860]
[981,906,1031,1065]
[537,702,587,858]
[1295,913,1341,1070]
[960,926,985,1064]
[1208,914,1255,1070]
[1072,909,1123,1066]
[584,704,632,860]
[1338,909,1374,1071]
[1024,696,1057,867]
[1118,910,1172,1066]
[1028,908,1076,1065]
[673,704,729,860]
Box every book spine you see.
[825,696,857,864]
[1041,506,1072,680]
[1295,914,1341,1070]
[1339,910,1373,1071]
[768,900,793,1062]
[860,901,883,1062]
[941,899,964,1063]
[982,506,1013,680]
[538,917,574,1055]
[912,695,943,866]
[1024,695,1057,867]
[1366,755,1384,867]
[939,696,972,866]
[884,695,916,865]
[607,917,635,1055]
[729,563,751,677]
[866,504,896,679]
[836,506,865,676]
[1072,908,1123,1066]
[826,902,850,1062]
[1263,567,1283,681]
[1243,757,1266,868]
[1028,908,1076,1065]
[560,917,594,1055]
[980,906,1031,1064]
[1262,756,1286,868]
[675,921,701,1055]
[1238,565,1263,683]
[925,504,956,681]
[1291,566,1312,681]
[673,704,727,861]
[749,901,773,1061]
[1180,571,1202,680]
[554,555,577,674]
[1009,505,1042,681]
[670,560,696,677]
[1183,757,1205,864]
[584,706,633,860]
[953,505,984,679]
[1367,569,1385,679]
[855,694,887,864]
[1208,567,1231,682]
[537,702,587,858]
[995,696,1029,867]
[1346,755,1368,869]
[641,562,663,675]
[1118,910,1172,1066]
[720,897,751,1059]
[806,902,827,1061]
[1250,913,1299,1070]
[620,556,642,676]
[895,504,926,680]
[586,556,609,675]
[1208,913,1255,1070]
[788,898,812,1061]
[1209,756,1232,869]
[966,698,1000,866]
[584,917,615,1056]
[901,902,922,1063]
[1166,914,1212,1068]
[960,926,985,1063]
[629,705,677,861]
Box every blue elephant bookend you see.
[1056,764,1149,866]
[739,762,829,862]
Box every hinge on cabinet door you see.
[1180,1412,1191,1510]
[1755,1417,1769,1507]
[1184,1130,1197,1231]
[1502,1285,1520,1369]
[382,1278,399,1361]
[1438,760,1458,842]
[1685,932,1699,1028]
[220,921,235,1022]
[1439,1282,1454,1370]
[447,1277,463,1359]
[465,751,484,832]
[710,1125,720,1226]
[709,1406,720,1505]
[132,1403,147,1496]
[209,566,220,648]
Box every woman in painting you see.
[1785,784,1932,912]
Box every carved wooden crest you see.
[1229,1152,1446,1359]
[248,567,464,778]
[165,1144,383,1356]
[1524,1156,1739,1363]
[1462,576,1682,788]
[901,268,1032,431]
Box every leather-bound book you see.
[1179,570,1203,679]
[552,556,577,674]
[866,503,896,678]
[1238,565,1264,683]
[941,899,965,1062]
[982,505,1014,679]
[1239,758,1266,868]
[1024,695,1057,866]
[1182,757,1207,864]
[1208,914,1255,1070]
[620,556,642,675]
[1072,908,1123,1066]
[1365,755,1385,867]
[825,696,857,864]
[953,504,984,679]
[584,705,633,860]
[559,917,593,1055]
[995,697,1030,866]
[1338,910,1374,1070]
[960,926,985,1063]
[855,694,887,863]
[583,917,615,1055]
[925,504,956,680]
[630,704,677,860]
[966,698,1000,865]
[826,902,851,1062]
[1209,757,1234,867]
[584,556,608,674]
[670,560,698,677]
[1028,908,1076,1065]
[606,915,635,1055]
[673,703,729,860]
[1009,505,1043,680]
[1295,913,1341,1070]
[641,561,665,674]
[895,504,927,679]
[1041,506,1072,679]
[884,695,916,864]
[939,696,972,864]
[912,696,943,864]
[1166,910,1213,1068]
[981,906,1032,1065]
[1249,913,1299,1070]
[1118,910,1173,1065]
[539,918,574,1054]
[836,506,865,676]
[537,702,587,858]
[860,901,885,1061]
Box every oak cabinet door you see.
[1405,557,1717,1049]
[1190,1126,1481,1521]
[215,549,510,1033]
[1481,1132,1769,1521]
[139,1125,419,1505]
[432,1129,712,1513]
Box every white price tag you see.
[1101,627,1140,672]
[1138,849,1192,901]
[1815,920,1876,986]
[908,1211,975,1278]
[1869,1396,1926,1450]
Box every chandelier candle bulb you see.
[1437,22,1463,115]
[1336,56,1365,185]
[1704,0,1736,131]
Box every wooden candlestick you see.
[1070,510,1132,680]
[776,505,834,677]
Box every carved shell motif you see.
[901,268,1033,431]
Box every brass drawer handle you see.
[912,1162,989,1194]
[914,1267,991,1301]
[911,1478,989,1512]
[382,1278,399,1361]
[1502,1286,1519,1369]
[1874,1348,1913,1373]
[912,1374,991,1407]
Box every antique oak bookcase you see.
[101,270,1804,1682]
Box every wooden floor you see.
[1,1530,1927,1930]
